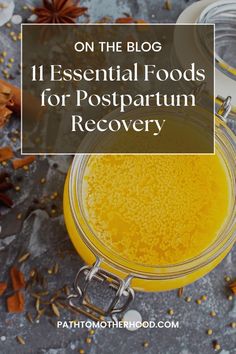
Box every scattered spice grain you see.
[16,336,25,345]
[18,252,30,263]
[51,303,60,317]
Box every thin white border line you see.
[20,23,216,155]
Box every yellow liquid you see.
[82,154,230,266]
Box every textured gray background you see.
[0,0,236,353]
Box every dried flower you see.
[34,0,87,23]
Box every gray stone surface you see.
[0,0,236,353]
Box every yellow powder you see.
[82,154,230,266]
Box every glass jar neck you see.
[198,0,236,81]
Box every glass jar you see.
[197,0,236,82]
[63,105,236,322]
[177,0,236,121]
[197,0,236,130]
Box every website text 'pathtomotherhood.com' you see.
[57,320,180,330]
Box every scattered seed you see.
[210,311,217,317]
[163,0,172,10]
[178,287,184,298]
[40,178,46,184]
[185,296,192,303]
[201,295,207,301]
[38,291,49,296]
[15,185,21,192]
[79,350,85,354]
[143,341,149,348]
[35,298,40,311]
[213,341,221,351]
[50,292,61,303]
[63,285,70,296]
[168,308,174,315]
[229,322,236,329]
[51,303,60,317]
[207,329,213,336]
[18,252,30,263]
[196,299,202,305]
[50,209,57,216]
[26,312,33,324]
[55,301,65,309]
[53,263,59,274]
[225,276,231,282]
[29,269,36,278]
[89,329,95,335]
[16,336,25,345]
[35,308,46,321]
[16,213,22,220]
[85,337,92,344]
[23,165,29,171]
[48,268,53,275]
[30,292,40,299]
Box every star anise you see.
[34,0,87,23]
[0,171,13,208]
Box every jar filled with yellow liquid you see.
[63,1,236,319]
[63,102,236,319]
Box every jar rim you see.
[68,118,236,279]
[197,0,236,81]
